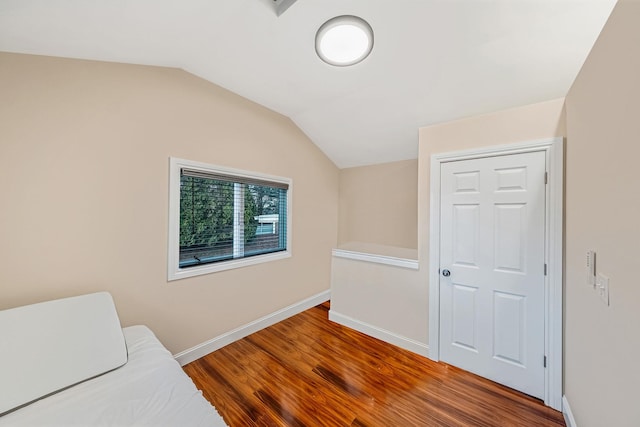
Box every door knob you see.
[442,269,451,277]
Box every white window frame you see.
[168,157,292,281]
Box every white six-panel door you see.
[439,151,546,399]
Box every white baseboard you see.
[563,395,577,427]
[174,290,331,366]
[328,310,429,358]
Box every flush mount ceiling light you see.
[315,15,374,67]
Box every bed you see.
[0,292,227,427]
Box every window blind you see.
[179,169,288,269]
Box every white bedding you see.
[0,292,128,414]
[0,325,227,427]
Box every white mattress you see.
[0,325,227,427]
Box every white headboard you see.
[0,292,127,415]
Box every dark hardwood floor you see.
[184,302,565,426]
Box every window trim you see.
[168,157,292,281]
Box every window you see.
[168,158,291,281]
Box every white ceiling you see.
[0,0,617,168]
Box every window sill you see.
[168,250,291,281]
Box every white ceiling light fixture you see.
[315,15,374,67]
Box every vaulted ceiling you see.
[0,0,617,168]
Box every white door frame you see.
[428,137,563,410]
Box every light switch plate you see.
[596,273,609,306]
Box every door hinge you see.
[544,356,547,368]
[545,172,548,184]
[544,264,548,276]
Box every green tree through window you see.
[179,173,287,268]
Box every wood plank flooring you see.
[183,302,565,426]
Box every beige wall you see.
[332,159,421,352]
[564,1,640,425]
[330,254,426,352]
[0,52,339,354]
[338,159,418,249]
